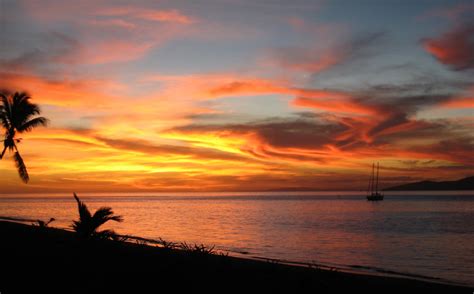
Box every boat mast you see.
[367,163,373,194]
[371,163,375,194]
[375,162,380,193]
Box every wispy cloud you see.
[264,30,386,74]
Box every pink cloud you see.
[19,1,195,64]
[96,6,195,24]
[80,41,155,64]
[422,23,474,70]
[87,19,137,29]
[292,97,375,116]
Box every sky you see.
[0,0,473,193]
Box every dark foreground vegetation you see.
[0,221,471,293]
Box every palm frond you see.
[74,193,92,221]
[13,151,29,183]
[0,93,12,130]
[0,147,6,159]
[17,117,49,133]
[1,93,9,110]
[92,207,123,227]
[72,193,93,237]
[10,92,41,129]
[0,93,5,121]
[0,116,10,130]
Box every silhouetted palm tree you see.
[72,193,124,239]
[0,92,48,183]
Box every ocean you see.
[1,191,473,286]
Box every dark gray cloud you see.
[0,32,79,75]
[171,117,344,149]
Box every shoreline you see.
[0,220,471,292]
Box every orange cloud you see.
[143,74,292,100]
[441,97,474,108]
[0,72,124,107]
[432,86,474,109]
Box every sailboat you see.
[367,162,384,201]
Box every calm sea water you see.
[1,191,473,286]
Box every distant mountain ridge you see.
[384,176,474,191]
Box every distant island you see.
[384,176,474,191]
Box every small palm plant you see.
[72,193,123,239]
[35,218,56,228]
[0,91,48,183]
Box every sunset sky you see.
[0,0,473,193]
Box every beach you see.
[0,220,471,293]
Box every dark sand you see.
[0,221,471,293]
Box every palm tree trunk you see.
[13,145,29,183]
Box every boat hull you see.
[366,193,384,201]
